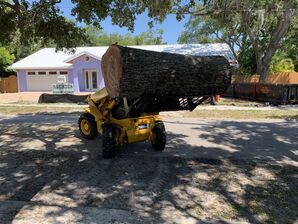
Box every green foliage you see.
[84,26,166,46]
[270,55,295,73]
[178,5,241,45]
[0,5,16,43]
[71,0,195,31]
[0,1,89,50]
[5,29,53,61]
[178,4,255,75]
[0,47,15,76]
[280,12,298,71]
[198,0,297,81]
[1,0,297,79]
[236,36,257,75]
[0,0,194,51]
[237,47,257,75]
[178,5,241,60]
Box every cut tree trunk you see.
[257,62,270,83]
[259,66,270,83]
[101,45,232,99]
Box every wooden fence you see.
[223,83,298,104]
[0,75,18,93]
[232,72,298,84]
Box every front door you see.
[85,70,98,91]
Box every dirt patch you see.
[0,92,45,104]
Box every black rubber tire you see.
[78,113,98,139]
[151,122,166,151]
[102,124,117,159]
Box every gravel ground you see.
[0,114,297,223]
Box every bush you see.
[270,56,295,73]
[0,47,15,77]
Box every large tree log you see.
[101,45,232,99]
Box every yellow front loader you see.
[78,88,166,158]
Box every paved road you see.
[1,114,296,163]
[0,114,297,223]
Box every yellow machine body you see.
[84,88,162,145]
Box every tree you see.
[178,5,241,60]
[0,47,15,76]
[237,0,296,81]
[0,0,192,50]
[279,12,298,71]
[178,6,257,75]
[5,29,55,61]
[85,26,166,46]
[70,0,195,31]
[134,29,166,45]
[198,0,297,82]
[0,0,88,49]
[2,0,296,82]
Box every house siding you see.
[17,70,27,92]
[72,55,104,92]
[67,69,74,87]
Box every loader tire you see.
[78,113,98,139]
[102,124,117,159]
[151,122,166,151]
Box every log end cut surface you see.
[101,45,123,98]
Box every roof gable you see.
[64,51,102,63]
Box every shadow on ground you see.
[0,114,297,223]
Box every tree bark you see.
[101,45,232,99]
[257,63,270,83]
[237,0,294,83]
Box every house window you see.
[27,72,36,75]
[38,71,46,75]
[92,71,97,89]
[49,71,57,75]
[59,71,68,75]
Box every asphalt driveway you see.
[0,114,297,223]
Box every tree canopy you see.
[0,0,193,49]
[85,26,166,46]
[0,0,88,49]
[0,47,15,76]
[178,4,241,60]
[1,0,297,81]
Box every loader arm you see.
[84,88,116,134]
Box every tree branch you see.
[0,0,17,11]
[0,1,14,9]
[31,0,62,22]
[263,0,294,65]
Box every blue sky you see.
[57,0,190,44]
